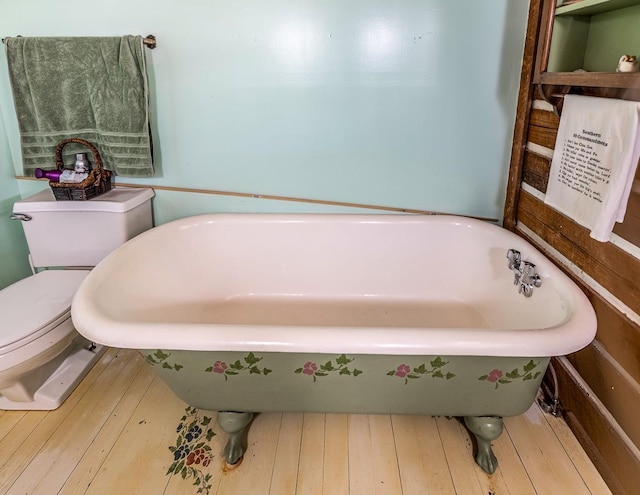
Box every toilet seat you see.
[0,270,89,354]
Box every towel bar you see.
[143,35,156,49]
[2,35,157,49]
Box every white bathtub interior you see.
[72,215,596,357]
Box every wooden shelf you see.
[536,70,640,88]
[556,0,640,16]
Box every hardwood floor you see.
[0,348,612,494]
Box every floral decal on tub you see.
[167,406,216,494]
[204,352,272,381]
[479,359,542,389]
[388,357,456,385]
[144,350,183,372]
[295,354,363,382]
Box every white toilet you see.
[0,187,154,410]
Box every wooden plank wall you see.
[505,1,640,494]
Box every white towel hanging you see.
[544,94,640,242]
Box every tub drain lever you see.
[518,261,542,297]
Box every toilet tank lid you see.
[0,270,89,348]
[13,187,154,214]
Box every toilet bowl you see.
[2,186,154,410]
[0,269,105,410]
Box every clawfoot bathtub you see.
[71,214,597,474]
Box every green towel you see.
[5,35,154,177]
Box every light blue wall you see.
[0,100,31,289]
[0,0,529,286]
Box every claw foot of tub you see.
[217,411,254,466]
[463,416,503,474]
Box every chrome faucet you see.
[506,249,522,285]
[506,249,542,297]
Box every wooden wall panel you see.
[503,0,544,231]
[522,152,550,193]
[527,124,557,149]
[529,108,559,129]
[518,191,640,315]
[612,177,640,246]
[585,295,640,386]
[507,1,640,491]
[568,345,640,448]
[516,223,640,448]
[553,357,639,495]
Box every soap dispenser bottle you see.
[74,153,89,173]
[59,153,90,183]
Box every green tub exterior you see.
[142,349,549,418]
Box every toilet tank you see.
[12,188,154,268]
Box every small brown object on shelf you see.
[49,138,112,200]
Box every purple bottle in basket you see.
[35,168,62,182]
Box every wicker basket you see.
[49,138,112,201]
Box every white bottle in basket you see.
[74,153,89,173]
[60,154,89,183]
